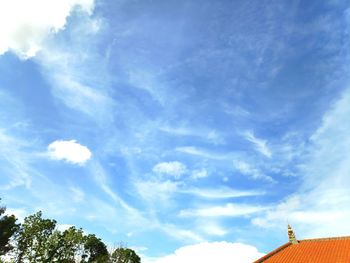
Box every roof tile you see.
[254,236,350,263]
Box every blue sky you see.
[0,0,349,262]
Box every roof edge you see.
[300,235,350,242]
[253,242,291,263]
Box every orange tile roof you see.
[254,236,350,263]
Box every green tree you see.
[15,212,91,263]
[82,234,109,263]
[48,226,85,262]
[0,200,19,256]
[1,204,137,263]
[13,211,112,263]
[15,211,57,262]
[110,247,140,263]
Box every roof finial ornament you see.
[288,224,298,244]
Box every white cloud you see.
[191,169,208,179]
[0,0,94,59]
[179,203,267,218]
[153,161,187,179]
[48,140,92,165]
[3,0,110,121]
[233,160,274,182]
[144,242,264,263]
[243,131,272,158]
[0,0,110,122]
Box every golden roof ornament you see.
[288,224,298,244]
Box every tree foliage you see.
[16,211,57,262]
[0,202,19,256]
[111,247,141,263]
[83,234,109,263]
[50,226,85,262]
[0,199,141,263]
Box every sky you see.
[0,0,349,262]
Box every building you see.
[254,225,350,262]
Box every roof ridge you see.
[253,242,291,263]
[300,235,350,242]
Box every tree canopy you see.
[0,199,141,263]
[111,247,141,263]
[0,201,19,256]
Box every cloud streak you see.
[243,131,272,158]
[179,203,267,218]
[181,187,264,199]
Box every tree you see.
[49,226,85,262]
[82,234,109,263]
[0,201,138,263]
[12,211,114,263]
[0,200,19,256]
[14,212,91,263]
[15,211,57,262]
[110,247,140,263]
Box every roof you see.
[254,236,350,263]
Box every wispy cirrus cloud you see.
[36,19,114,121]
[90,162,138,213]
[179,203,267,218]
[175,146,227,160]
[157,223,205,243]
[243,131,272,158]
[199,223,228,237]
[1,0,349,259]
[69,186,85,203]
[252,87,350,238]
[0,120,35,190]
[133,179,179,207]
[134,178,262,209]
[181,187,264,199]
[160,126,224,145]
[233,160,275,182]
